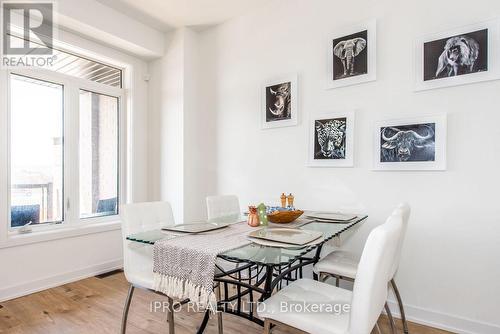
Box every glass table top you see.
[126,214,368,266]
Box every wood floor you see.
[0,272,452,334]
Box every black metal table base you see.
[195,253,320,334]
[194,217,368,333]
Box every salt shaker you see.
[280,193,287,208]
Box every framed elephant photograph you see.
[373,114,447,171]
[326,20,377,89]
[261,74,298,129]
[414,18,500,91]
[307,111,355,167]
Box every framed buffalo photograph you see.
[373,114,447,171]
[261,74,298,129]
[415,19,500,91]
[327,20,376,89]
[308,111,355,167]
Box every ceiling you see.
[96,0,272,32]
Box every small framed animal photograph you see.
[261,74,298,129]
[373,114,447,171]
[327,20,376,89]
[414,19,500,91]
[308,111,355,167]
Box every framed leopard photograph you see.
[308,111,355,167]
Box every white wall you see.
[149,30,186,222]
[183,28,218,223]
[148,28,216,223]
[195,0,500,332]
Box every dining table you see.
[126,213,368,333]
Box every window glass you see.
[10,74,64,227]
[79,90,119,218]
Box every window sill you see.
[0,220,122,249]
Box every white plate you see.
[248,228,323,245]
[247,235,325,249]
[162,222,230,233]
[305,212,357,222]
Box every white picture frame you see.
[373,114,447,171]
[326,19,377,89]
[307,110,355,168]
[414,18,500,91]
[261,74,298,129]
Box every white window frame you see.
[0,62,127,246]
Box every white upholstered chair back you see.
[120,201,175,289]
[206,195,241,221]
[348,211,404,334]
[390,202,411,278]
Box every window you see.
[9,35,122,88]
[5,49,124,230]
[79,91,119,219]
[10,75,64,227]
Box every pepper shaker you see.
[287,193,294,208]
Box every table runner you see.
[153,222,253,311]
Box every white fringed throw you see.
[153,222,252,311]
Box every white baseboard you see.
[386,299,500,334]
[0,258,123,303]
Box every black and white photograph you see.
[327,20,377,89]
[261,75,298,129]
[380,123,436,163]
[423,29,488,81]
[314,117,347,160]
[332,30,368,81]
[374,115,447,170]
[265,81,291,122]
[308,111,354,167]
[415,19,500,91]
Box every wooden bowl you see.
[267,210,304,224]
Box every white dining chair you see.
[206,195,241,221]
[120,201,177,333]
[258,210,404,334]
[205,194,242,332]
[314,203,411,334]
[121,201,224,334]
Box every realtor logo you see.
[1,1,55,67]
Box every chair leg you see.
[385,302,397,334]
[216,284,223,334]
[319,272,330,283]
[335,275,340,287]
[374,322,382,334]
[120,284,135,334]
[391,279,409,334]
[167,297,175,334]
[263,319,272,334]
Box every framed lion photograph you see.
[414,18,500,91]
[308,111,355,167]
